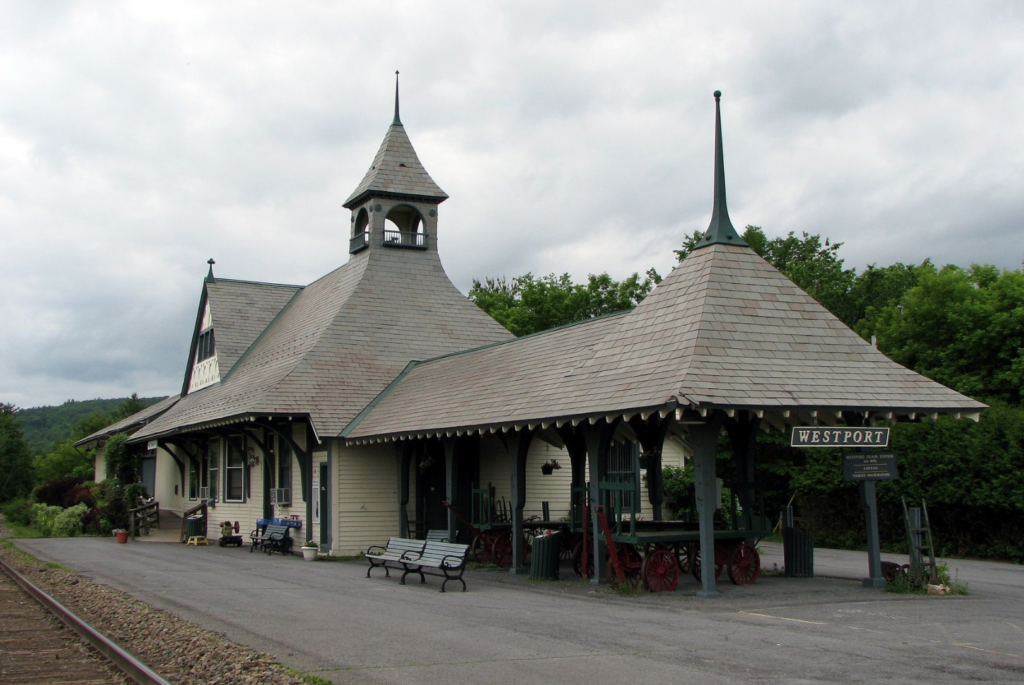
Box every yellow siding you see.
[93,449,106,483]
[478,436,510,505]
[525,440,572,519]
[153,446,185,514]
[335,443,402,555]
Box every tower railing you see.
[349,231,369,254]
[382,229,427,249]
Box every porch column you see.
[556,426,587,528]
[396,443,414,538]
[629,415,672,521]
[725,412,761,534]
[501,429,534,573]
[691,411,725,598]
[443,438,458,543]
[581,419,620,584]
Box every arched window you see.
[350,208,370,253]
[383,205,426,249]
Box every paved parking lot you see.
[15,538,1024,684]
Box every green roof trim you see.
[695,90,747,249]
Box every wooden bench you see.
[400,540,470,592]
[426,529,449,543]
[366,537,426,578]
[250,523,293,555]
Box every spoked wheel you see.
[470,534,493,564]
[572,540,594,578]
[559,533,577,562]
[727,543,761,586]
[676,542,694,575]
[490,533,513,568]
[882,561,906,583]
[689,547,723,582]
[642,549,680,593]
[607,544,643,589]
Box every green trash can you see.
[529,532,561,580]
[184,516,204,540]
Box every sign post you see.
[790,428,897,590]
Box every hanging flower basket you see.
[541,459,561,475]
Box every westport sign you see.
[790,426,890,448]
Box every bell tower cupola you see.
[344,72,449,255]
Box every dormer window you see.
[197,327,216,362]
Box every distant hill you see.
[14,397,167,455]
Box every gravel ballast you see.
[0,527,320,685]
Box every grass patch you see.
[466,561,498,571]
[884,562,969,596]
[315,552,363,562]
[284,667,333,684]
[3,523,44,539]
[610,581,645,597]
[44,561,72,573]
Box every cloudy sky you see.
[2,1,1022,409]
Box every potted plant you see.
[301,541,319,561]
[540,459,561,476]
[113,528,129,544]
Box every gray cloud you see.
[2,1,1022,407]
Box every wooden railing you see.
[179,502,208,543]
[129,501,160,541]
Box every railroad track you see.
[0,556,173,685]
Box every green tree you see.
[0,404,34,503]
[34,440,95,484]
[859,264,1024,405]
[470,269,661,336]
[102,433,136,485]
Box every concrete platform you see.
[14,537,1024,684]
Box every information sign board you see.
[843,451,898,481]
[790,426,890,448]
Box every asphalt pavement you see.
[14,538,1024,684]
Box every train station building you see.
[79,85,983,596]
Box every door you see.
[140,457,156,499]
[319,462,331,551]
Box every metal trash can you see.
[783,526,814,578]
[529,532,561,580]
[184,516,204,540]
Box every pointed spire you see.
[206,258,216,282]
[392,71,402,126]
[696,90,747,249]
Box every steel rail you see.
[0,555,174,685]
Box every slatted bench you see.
[426,529,450,543]
[250,523,293,555]
[400,540,470,592]
[365,537,426,579]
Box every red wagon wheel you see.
[676,542,694,575]
[689,547,723,582]
[490,532,513,568]
[572,539,596,578]
[607,544,643,589]
[642,549,680,593]
[470,534,493,564]
[727,543,761,586]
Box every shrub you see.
[53,503,88,537]
[1,497,34,526]
[34,477,85,507]
[30,503,64,536]
[61,483,95,509]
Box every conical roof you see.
[343,123,448,208]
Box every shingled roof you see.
[74,394,180,447]
[343,76,447,208]
[343,92,985,441]
[199,278,303,380]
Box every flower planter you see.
[541,464,554,475]
[301,546,318,561]
[115,532,129,544]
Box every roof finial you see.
[696,90,747,249]
[392,70,402,126]
[206,258,215,282]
